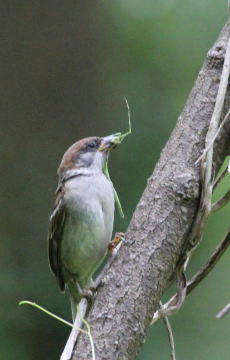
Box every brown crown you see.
[58,136,99,176]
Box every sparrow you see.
[48,134,118,320]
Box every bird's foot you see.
[108,232,125,253]
[77,283,94,300]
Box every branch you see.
[213,160,230,189]
[151,229,230,324]
[72,23,230,360]
[186,25,230,257]
[187,229,230,295]
[216,303,230,319]
[212,188,230,212]
[160,302,176,360]
[151,24,230,323]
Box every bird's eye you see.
[87,142,96,149]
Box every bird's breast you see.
[61,173,115,283]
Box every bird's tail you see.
[68,282,81,321]
[60,298,88,360]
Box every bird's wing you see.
[48,184,66,291]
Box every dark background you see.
[1,1,229,359]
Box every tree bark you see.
[72,22,230,360]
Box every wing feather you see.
[48,185,66,291]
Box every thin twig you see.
[186,229,230,294]
[213,160,229,190]
[18,301,87,333]
[184,33,230,265]
[212,188,230,212]
[81,315,96,360]
[152,34,230,327]
[160,302,176,360]
[216,302,230,319]
[152,273,186,324]
[152,229,230,324]
[196,109,230,165]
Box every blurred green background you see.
[1,1,229,359]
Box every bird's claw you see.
[108,232,125,252]
[76,283,94,300]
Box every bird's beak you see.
[98,133,121,152]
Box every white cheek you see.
[78,151,105,172]
[79,152,94,167]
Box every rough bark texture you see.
[73,22,230,360]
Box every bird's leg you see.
[76,282,93,299]
[74,232,125,298]
[93,232,125,290]
[70,232,125,304]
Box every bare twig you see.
[216,302,230,319]
[160,302,176,360]
[213,160,230,190]
[81,313,96,360]
[186,229,230,294]
[196,110,230,165]
[151,32,230,327]
[152,229,230,324]
[212,188,230,212]
[187,35,230,255]
[152,273,187,324]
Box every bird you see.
[48,134,118,320]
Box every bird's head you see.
[58,134,119,179]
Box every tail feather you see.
[70,294,78,321]
[68,282,81,321]
[60,298,88,360]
